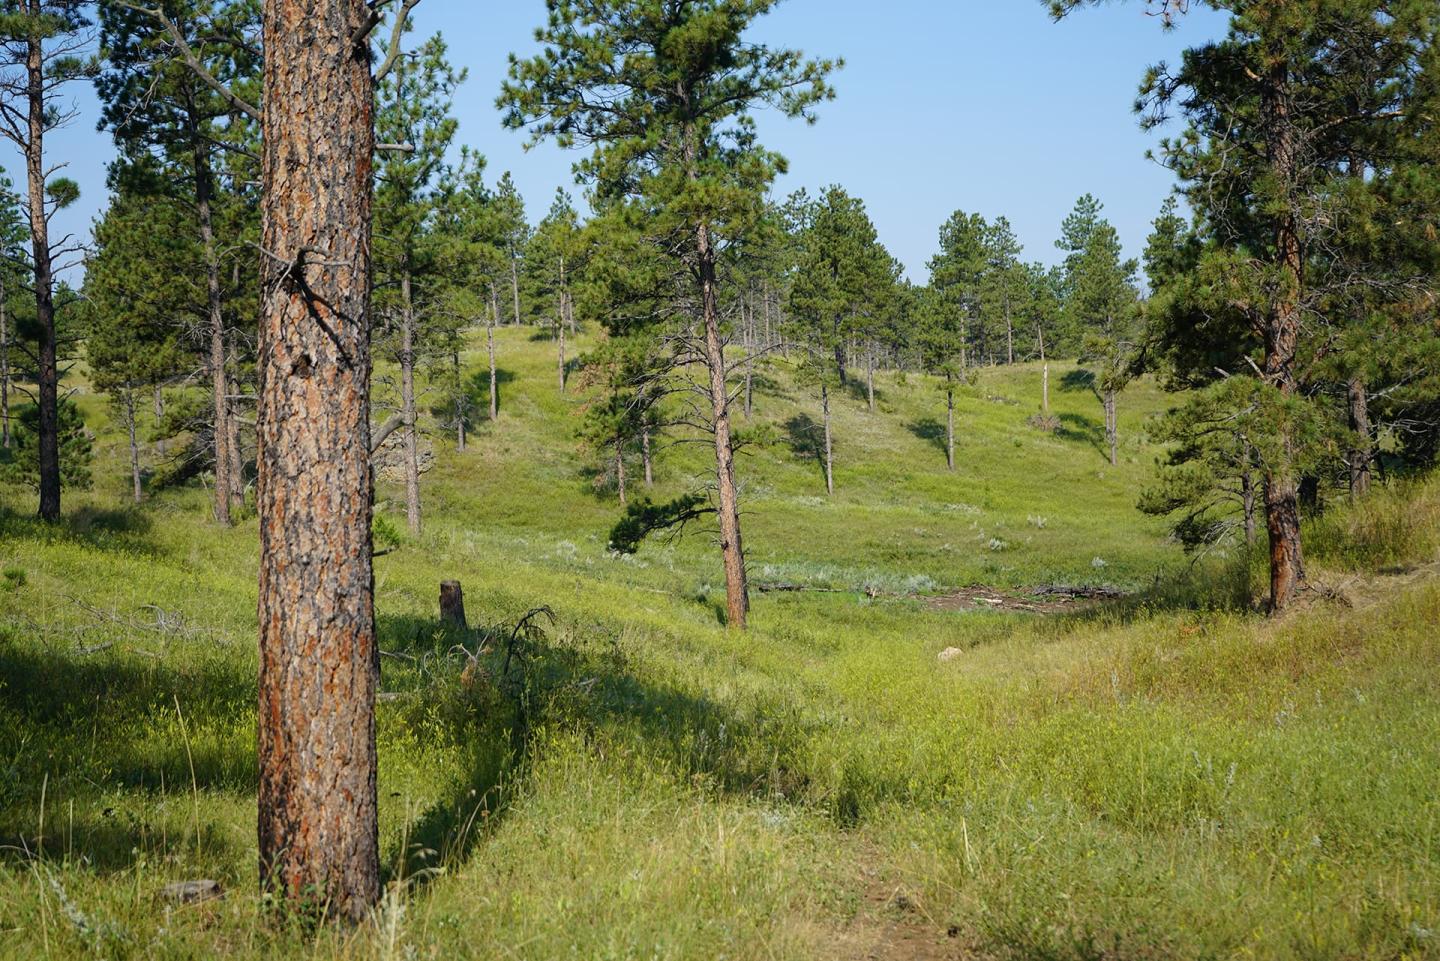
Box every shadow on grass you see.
[907,418,948,459]
[782,414,828,488]
[0,635,255,872]
[1056,412,1106,456]
[0,503,163,558]
[842,377,881,408]
[1059,367,1098,396]
[389,610,820,884]
[428,369,518,429]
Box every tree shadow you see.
[0,503,162,558]
[428,369,518,432]
[842,377,882,408]
[0,638,255,873]
[781,413,828,486]
[393,611,825,884]
[907,418,948,458]
[1056,412,1105,455]
[1060,367,1099,399]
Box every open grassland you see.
[1,328,1437,960]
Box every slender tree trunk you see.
[743,353,754,419]
[192,131,234,526]
[556,316,567,392]
[1347,376,1372,500]
[153,384,167,455]
[946,386,955,471]
[227,375,245,509]
[510,250,521,326]
[698,222,748,629]
[488,285,499,420]
[1104,389,1118,466]
[1039,328,1050,417]
[23,26,59,522]
[0,277,9,449]
[615,436,626,506]
[1005,299,1014,365]
[256,0,379,921]
[762,281,772,350]
[821,381,834,496]
[453,348,465,452]
[833,323,848,387]
[401,271,421,536]
[1259,62,1306,613]
[124,390,142,504]
[866,347,875,413]
[642,418,653,487]
[1242,457,1257,548]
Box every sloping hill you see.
[0,328,1437,960]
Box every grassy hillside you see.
[1,327,1437,960]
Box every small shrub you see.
[2,567,25,591]
[1027,412,1060,433]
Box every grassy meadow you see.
[1,326,1437,959]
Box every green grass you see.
[1,327,1437,959]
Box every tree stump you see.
[440,580,467,629]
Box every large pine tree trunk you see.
[488,285,499,420]
[946,386,955,472]
[124,390,142,504]
[192,131,234,527]
[256,0,380,921]
[401,272,421,536]
[821,381,834,496]
[24,27,59,522]
[1347,376,1372,500]
[698,223,748,629]
[1259,63,1307,613]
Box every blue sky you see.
[11,0,1227,284]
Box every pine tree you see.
[0,169,26,450]
[0,1,94,521]
[98,0,262,524]
[501,0,838,630]
[1054,0,1439,610]
[980,216,1026,365]
[1068,219,1140,466]
[85,169,192,502]
[433,148,507,426]
[913,284,970,470]
[928,210,988,369]
[787,185,897,494]
[374,31,463,536]
[523,189,588,392]
[492,171,529,326]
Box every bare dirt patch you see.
[925,584,1126,615]
[822,857,982,961]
